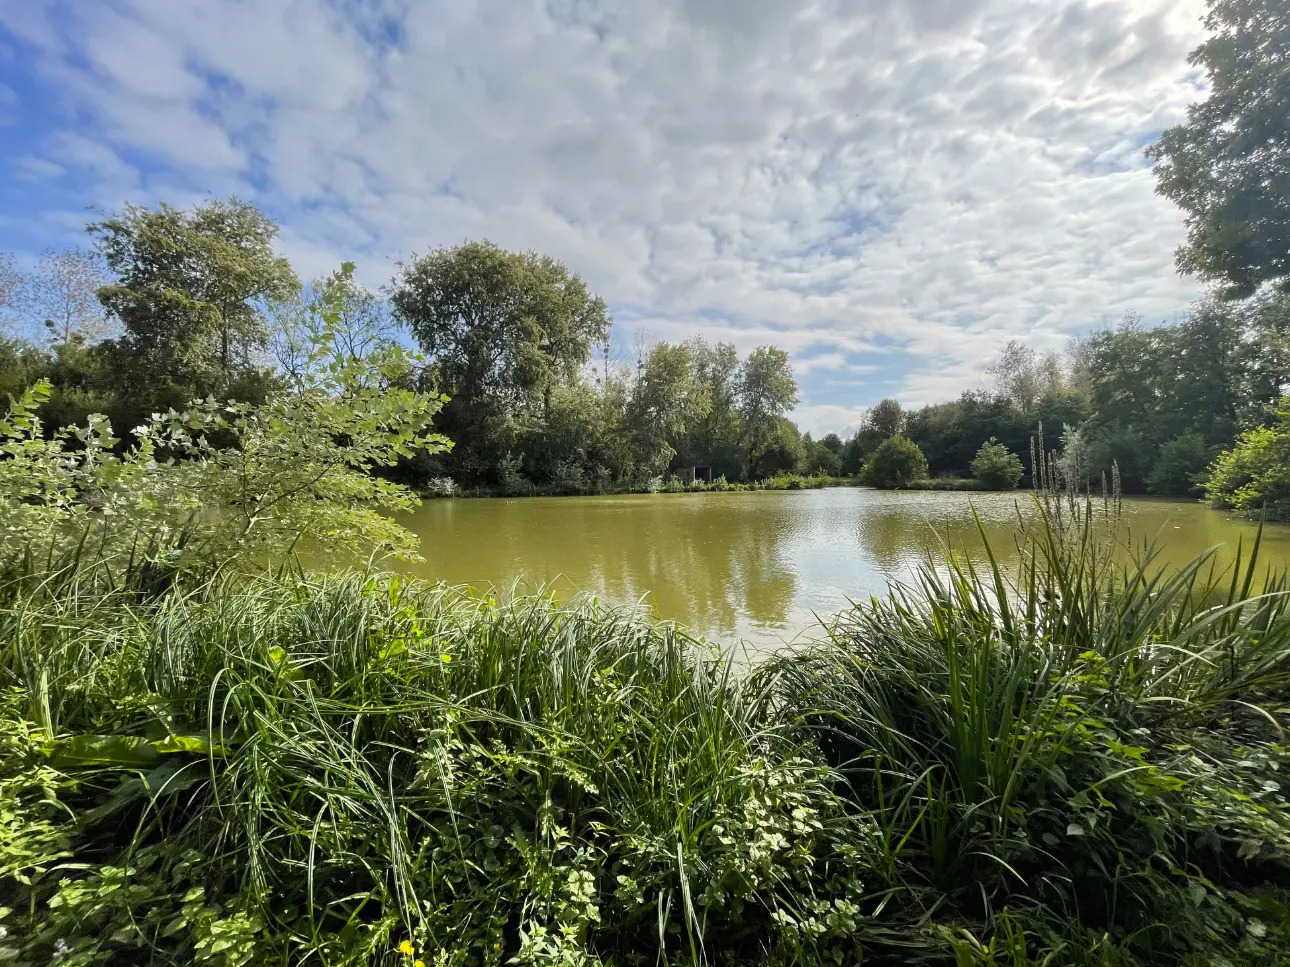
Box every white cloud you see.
[2,0,1212,431]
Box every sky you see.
[0,0,1211,436]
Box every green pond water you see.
[385,489,1290,649]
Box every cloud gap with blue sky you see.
[0,0,1210,435]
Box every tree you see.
[801,433,842,476]
[1148,431,1210,496]
[390,241,610,483]
[970,438,1024,490]
[272,265,400,390]
[1148,0,1290,298]
[1,280,450,581]
[10,248,111,346]
[627,341,709,478]
[864,436,928,489]
[988,340,1064,413]
[1205,399,1290,519]
[0,253,18,329]
[91,199,298,397]
[738,346,799,477]
[678,338,745,479]
[867,398,905,440]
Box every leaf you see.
[42,734,161,769]
[1065,823,1085,837]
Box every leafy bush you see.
[1205,398,1290,519]
[0,272,449,591]
[862,436,928,489]
[1148,430,1210,497]
[969,437,1024,490]
[423,476,459,498]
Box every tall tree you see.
[679,338,744,477]
[91,199,298,396]
[1148,0,1290,297]
[866,398,905,440]
[0,253,18,328]
[9,248,111,346]
[628,342,709,476]
[390,241,610,482]
[737,346,799,476]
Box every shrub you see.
[1205,398,1290,519]
[862,436,928,489]
[1148,430,1210,496]
[424,476,458,498]
[970,437,1025,490]
[0,301,449,590]
[5,519,1290,964]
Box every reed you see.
[2,511,1288,965]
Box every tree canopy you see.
[1148,0,1290,298]
[391,241,611,482]
[90,199,298,399]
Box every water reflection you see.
[388,489,1290,648]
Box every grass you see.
[2,511,1290,965]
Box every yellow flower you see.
[415,961,426,967]
[398,940,415,956]
[439,653,452,663]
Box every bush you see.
[862,436,928,489]
[424,476,458,498]
[969,437,1025,490]
[1205,398,1290,519]
[1148,430,1211,496]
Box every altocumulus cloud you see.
[0,0,1209,434]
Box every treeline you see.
[0,208,841,495]
[833,292,1290,497]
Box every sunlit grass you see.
[2,509,1289,964]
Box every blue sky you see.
[0,0,1209,435]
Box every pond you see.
[386,488,1290,650]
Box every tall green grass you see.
[763,513,1290,962]
[2,509,1289,965]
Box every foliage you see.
[0,270,449,587]
[90,199,298,402]
[986,340,1063,414]
[1205,399,1290,519]
[4,248,111,346]
[0,577,870,967]
[1148,0,1290,297]
[1147,431,1211,497]
[969,438,1024,490]
[4,512,1290,964]
[737,347,799,478]
[764,512,1290,966]
[863,436,928,490]
[390,241,610,483]
[0,252,18,320]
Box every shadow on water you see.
[379,489,1290,649]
